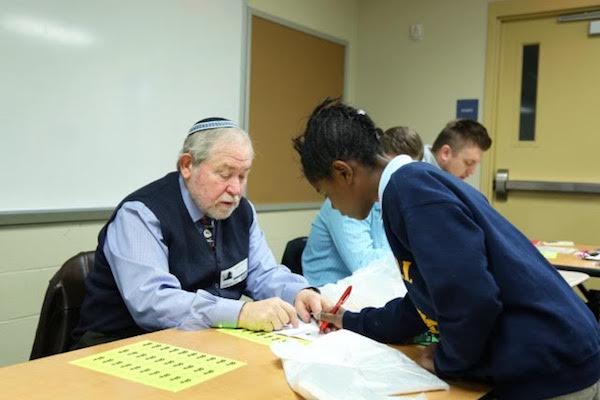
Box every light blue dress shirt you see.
[301,199,393,287]
[423,145,441,169]
[103,176,309,331]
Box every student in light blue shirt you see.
[302,126,424,287]
[302,199,390,286]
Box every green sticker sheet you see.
[216,328,307,346]
[540,250,558,259]
[70,340,245,392]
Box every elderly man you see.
[73,118,324,348]
[423,119,492,180]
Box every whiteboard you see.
[0,0,245,213]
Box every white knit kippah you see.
[188,118,238,136]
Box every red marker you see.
[319,285,352,333]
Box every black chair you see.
[281,236,307,276]
[30,251,95,360]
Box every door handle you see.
[494,169,600,200]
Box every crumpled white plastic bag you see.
[271,329,448,400]
[319,256,407,312]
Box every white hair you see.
[177,127,253,169]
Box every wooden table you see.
[550,244,600,277]
[0,329,489,399]
[541,243,600,319]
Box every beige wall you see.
[256,209,318,260]
[0,221,104,366]
[355,0,489,188]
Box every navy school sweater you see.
[343,162,600,400]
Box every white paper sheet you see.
[271,329,448,400]
[278,320,321,342]
[542,241,575,247]
[536,245,576,254]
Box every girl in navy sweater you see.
[292,98,600,400]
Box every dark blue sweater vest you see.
[344,162,600,400]
[74,172,252,339]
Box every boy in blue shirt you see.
[293,99,600,400]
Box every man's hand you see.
[294,289,329,323]
[418,343,437,373]
[238,298,298,332]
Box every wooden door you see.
[489,10,600,244]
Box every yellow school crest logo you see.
[397,259,413,283]
[417,309,439,334]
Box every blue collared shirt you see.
[422,145,440,170]
[103,176,309,331]
[301,199,393,287]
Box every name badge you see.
[220,258,248,289]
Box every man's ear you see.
[179,154,193,179]
[438,144,453,162]
[331,160,354,184]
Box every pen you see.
[319,285,352,333]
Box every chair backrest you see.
[30,251,95,360]
[281,236,307,276]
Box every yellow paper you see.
[217,328,306,346]
[70,340,245,392]
[540,250,558,260]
